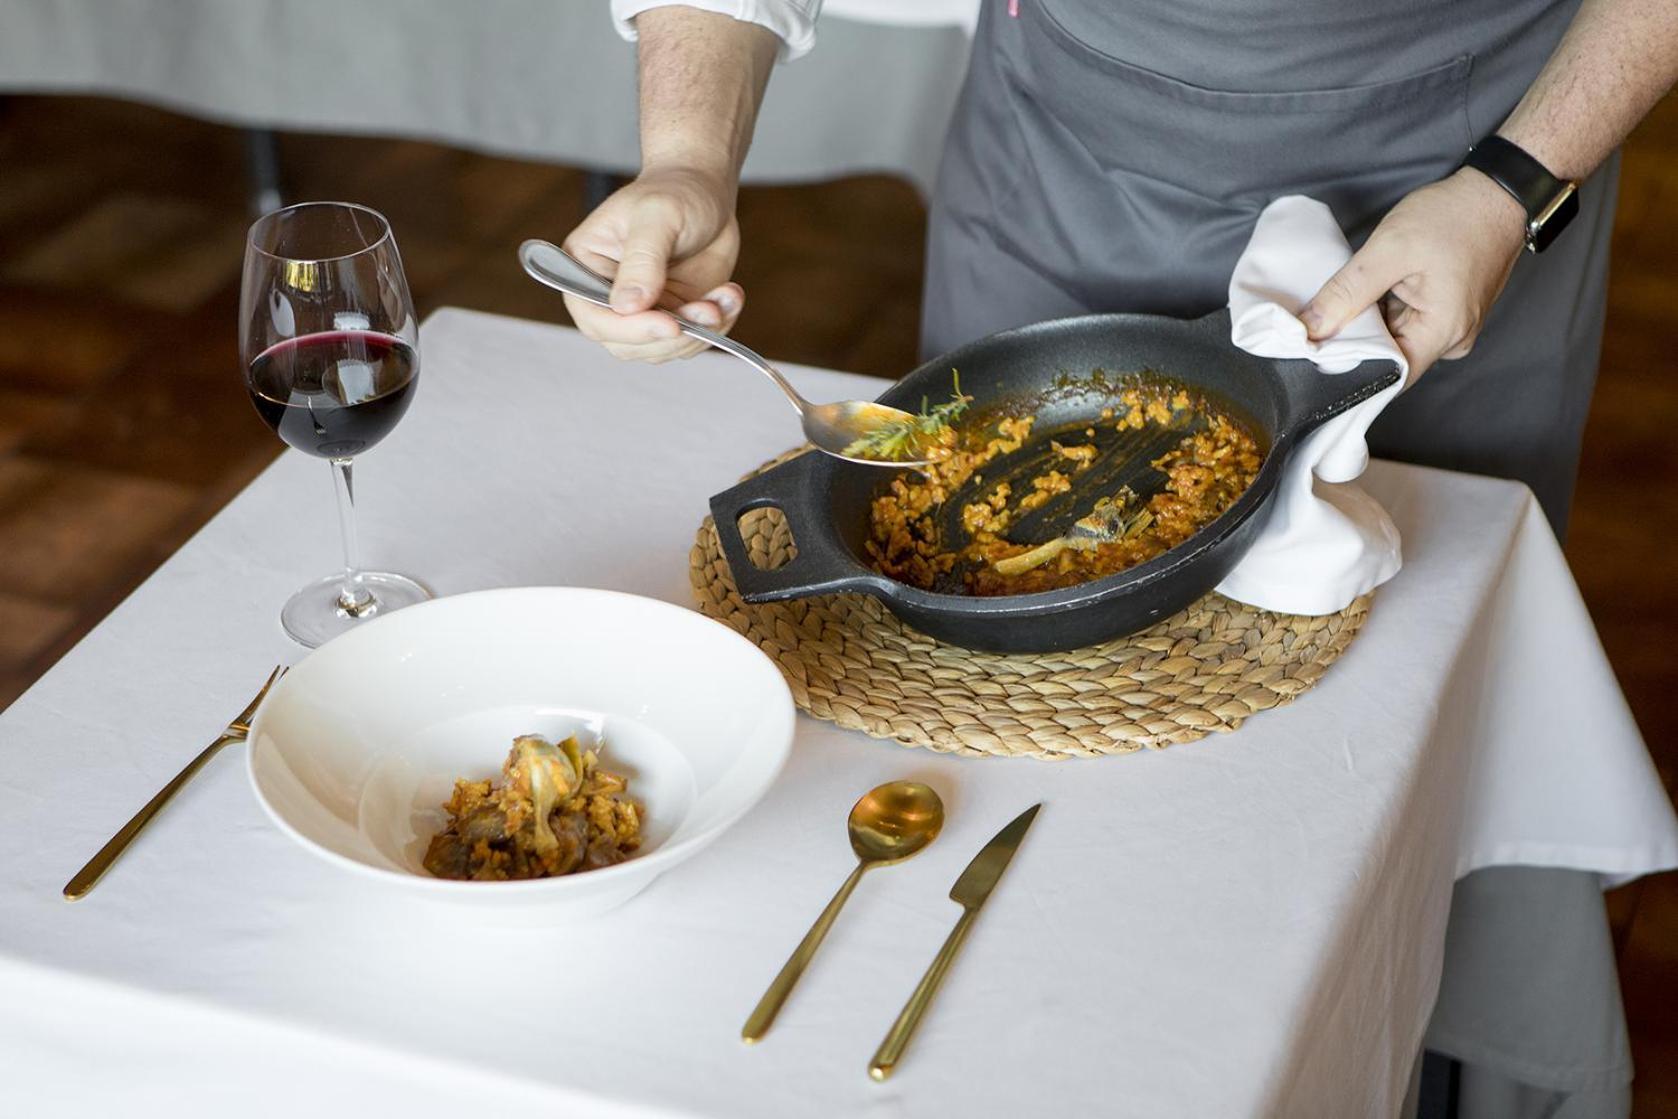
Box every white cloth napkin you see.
[1213,196,1408,616]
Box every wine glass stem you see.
[329,458,374,616]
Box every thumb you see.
[609,202,681,313]
[1300,239,1407,342]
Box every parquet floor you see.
[0,93,1672,1110]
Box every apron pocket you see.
[1018,2,1475,213]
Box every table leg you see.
[582,169,621,216]
[244,128,283,217]
[1416,1051,1461,1119]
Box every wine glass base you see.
[280,571,433,649]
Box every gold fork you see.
[62,666,288,901]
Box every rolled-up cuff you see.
[609,1,819,61]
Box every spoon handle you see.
[518,238,616,307]
[742,860,869,1043]
[669,317,811,419]
[517,239,809,415]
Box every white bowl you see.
[247,587,795,921]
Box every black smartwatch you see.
[1461,135,1579,253]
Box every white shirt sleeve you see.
[609,1,822,61]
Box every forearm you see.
[1498,0,1678,179]
[635,7,778,189]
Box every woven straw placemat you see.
[690,452,1371,760]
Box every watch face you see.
[1529,188,1581,253]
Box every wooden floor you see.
[0,94,1673,1109]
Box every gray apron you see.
[922,0,1615,533]
[922,3,1629,1116]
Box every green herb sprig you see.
[844,370,972,461]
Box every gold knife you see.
[868,802,1042,1081]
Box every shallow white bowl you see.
[247,587,795,921]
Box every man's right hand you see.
[561,166,745,363]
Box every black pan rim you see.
[712,307,1399,628]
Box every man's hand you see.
[1300,169,1529,380]
[562,167,744,363]
[560,6,775,364]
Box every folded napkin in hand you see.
[1213,195,1408,616]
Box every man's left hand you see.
[1300,168,1530,381]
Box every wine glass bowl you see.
[240,202,431,648]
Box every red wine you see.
[247,331,418,458]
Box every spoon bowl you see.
[518,239,933,467]
[849,780,945,864]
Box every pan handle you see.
[708,451,882,602]
[1279,356,1403,438]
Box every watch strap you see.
[1462,135,1579,253]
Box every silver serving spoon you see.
[519,239,933,467]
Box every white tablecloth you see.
[0,0,972,191]
[0,309,1672,1118]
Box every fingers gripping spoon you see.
[519,240,937,467]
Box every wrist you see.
[640,123,750,199]
[1452,164,1530,236]
[635,161,739,209]
[1494,120,1581,184]
[1458,133,1582,254]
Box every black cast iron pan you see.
[709,309,1399,653]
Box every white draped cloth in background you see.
[0,0,977,192]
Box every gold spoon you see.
[742,781,945,1043]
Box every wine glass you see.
[240,201,431,648]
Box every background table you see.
[0,0,975,193]
[0,309,1672,1117]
